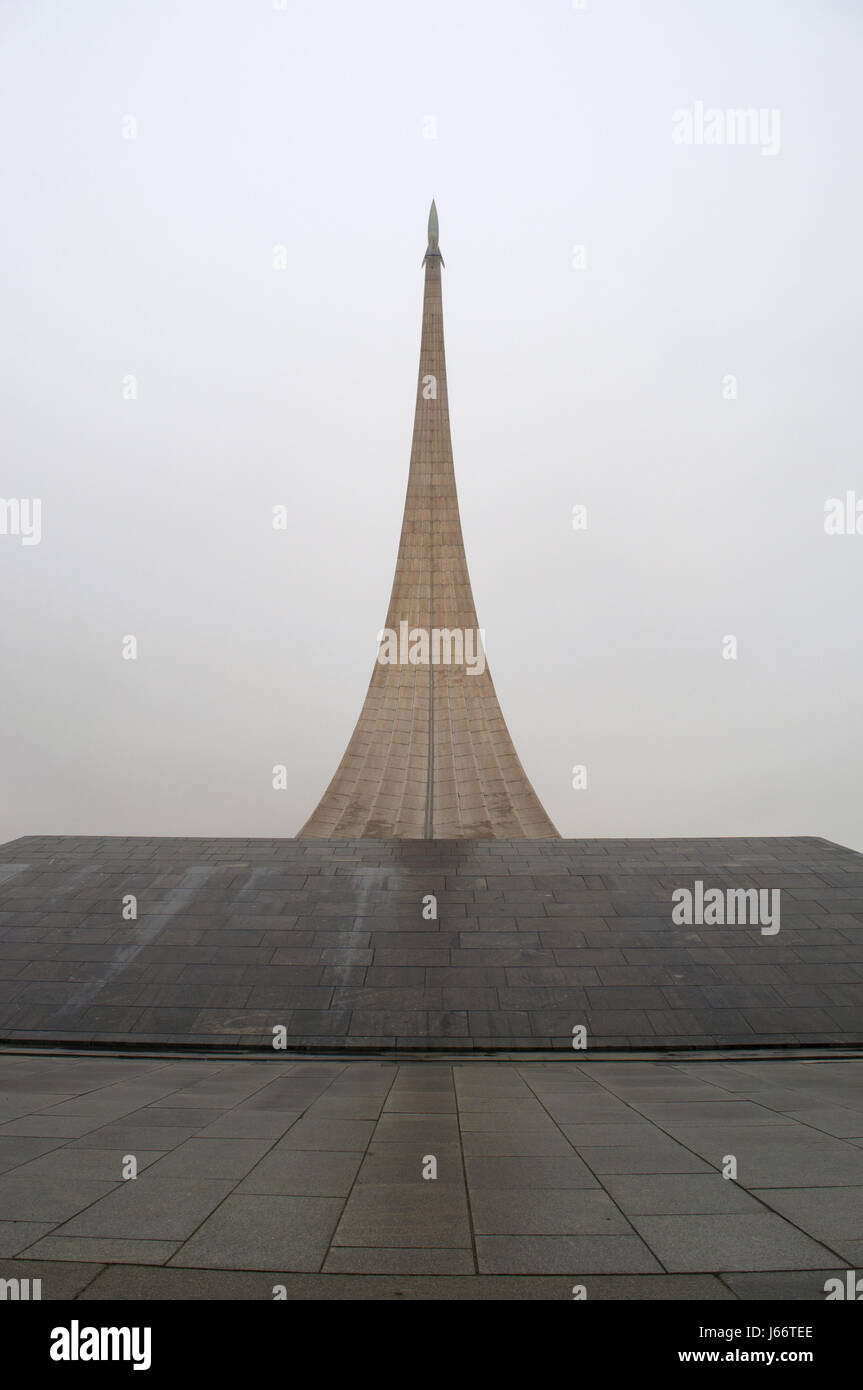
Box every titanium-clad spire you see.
[299,205,557,839]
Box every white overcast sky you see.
[1,0,861,849]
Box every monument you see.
[1,208,860,1054]
[300,203,558,839]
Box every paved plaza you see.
[3,832,861,1299]
[1,1051,861,1299]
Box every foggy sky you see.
[2,0,861,850]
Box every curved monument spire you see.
[300,203,557,839]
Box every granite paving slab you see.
[1,1049,861,1292]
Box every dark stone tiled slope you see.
[0,835,861,1050]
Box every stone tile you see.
[11,1149,165,1181]
[600,1173,762,1214]
[21,1236,180,1264]
[0,1174,117,1223]
[383,1091,456,1113]
[74,1264,295,1299]
[568,1273,736,1299]
[196,1111,302,1139]
[831,1239,863,1264]
[145,1138,273,1179]
[54,1177,234,1240]
[459,1109,558,1132]
[0,1135,66,1173]
[750,1186,863,1248]
[67,1124,201,1151]
[670,1128,863,1186]
[0,1114,101,1138]
[629,1213,840,1271]
[465,1154,599,1189]
[169,1195,343,1271]
[720,1269,848,1300]
[572,1142,715,1174]
[132,1106,226,1128]
[307,1094,387,1119]
[276,1118,375,1151]
[471,1189,633,1235]
[461,1129,576,1157]
[784,1107,863,1138]
[633,1100,785,1126]
[322,1246,474,1274]
[332,1183,470,1247]
[476,1234,662,1274]
[354,1149,464,1185]
[560,1123,659,1146]
[370,1115,460,1147]
[0,1220,54,1256]
[237,1149,362,1196]
[74,1265,571,1299]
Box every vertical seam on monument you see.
[425,344,435,840]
